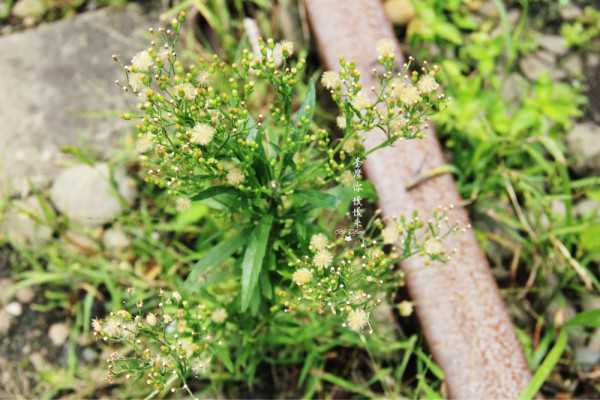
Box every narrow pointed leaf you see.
[211,345,234,373]
[291,190,341,211]
[184,231,246,294]
[240,213,274,311]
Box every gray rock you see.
[575,347,600,366]
[519,50,565,81]
[11,0,45,21]
[478,1,497,19]
[0,196,53,247]
[507,9,521,27]
[558,3,583,20]
[102,227,131,251]
[82,347,99,363]
[574,199,599,219]
[566,122,600,174]
[563,56,583,77]
[50,163,135,226]
[0,4,157,197]
[581,294,600,312]
[538,34,568,57]
[586,53,600,69]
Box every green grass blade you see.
[565,309,600,328]
[518,329,567,400]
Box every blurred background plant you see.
[402,0,600,396]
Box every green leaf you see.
[509,108,540,136]
[579,224,600,252]
[260,252,275,300]
[587,189,600,202]
[415,349,445,380]
[420,380,443,399]
[184,231,246,294]
[434,21,463,45]
[211,344,234,373]
[294,78,316,129]
[291,190,341,211]
[565,309,600,328]
[315,372,375,397]
[172,203,209,227]
[240,213,274,311]
[518,329,567,400]
[191,186,240,202]
[61,145,95,166]
[299,351,316,387]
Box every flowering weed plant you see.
[94,13,457,396]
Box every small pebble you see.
[48,322,71,346]
[82,347,99,363]
[16,286,35,303]
[28,352,46,372]
[6,302,23,317]
[0,279,14,305]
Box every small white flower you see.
[180,339,195,357]
[347,309,369,331]
[273,40,294,63]
[197,70,211,88]
[157,47,172,62]
[226,166,245,186]
[128,72,146,91]
[342,137,357,153]
[211,308,228,323]
[172,291,182,303]
[190,122,215,145]
[340,170,354,185]
[417,74,439,94]
[398,84,421,105]
[136,135,154,153]
[336,115,347,130]
[91,318,102,332]
[381,225,399,244]
[313,249,333,268]
[321,71,340,90]
[175,198,192,213]
[391,117,407,135]
[310,233,329,250]
[292,267,313,285]
[350,92,370,110]
[192,357,211,376]
[174,83,196,100]
[146,313,157,326]
[376,38,395,57]
[131,50,154,72]
[424,238,443,255]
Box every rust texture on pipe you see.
[304,0,533,398]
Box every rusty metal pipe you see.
[304,0,533,397]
